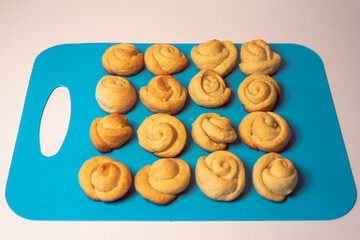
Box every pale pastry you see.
[135,158,191,205]
[102,43,144,76]
[239,39,281,76]
[139,75,187,114]
[188,69,231,108]
[95,75,136,114]
[78,156,132,202]
[89,113,133,153]
[238,74,280,112]
[195,151,245,201]
[191,39,238,77]
[253,152,298,202]
[238,111,291,152]
[137,113,187,158]
[144,44,188,75]
[192,113,237,152]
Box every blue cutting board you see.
[5,43,356,221]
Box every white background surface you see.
[1,0,360,239]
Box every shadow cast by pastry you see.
[288,166,306,198]
[230,124,242,148]
[275,57,288,75]
[107,176,137,205]
[273,83,285,110]
[229,162,252,202]
[279,122,297,153]
[220,90,236,110]
[124,122,137,145]
[179,125,193,156]
[180,167,196,197]
[176,93,192,115]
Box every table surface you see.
[1,0,359,239]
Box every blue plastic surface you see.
[5,43,356,221]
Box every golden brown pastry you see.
[192,113,237,152]
[135,158,190,205]
[89,113,133,153]
[137,113,187,158]
[139,75,187,114]
[239,39,281,76]
[238,111,291,152]
[191,39,238,77]
[95,75,136,114]
[195,151,245,201]
[237,74,280,112]
[188,69,231,108]
[102,43,144,76]
[253,152,298,202]
[78,156,132,202]
[144,44,188,75]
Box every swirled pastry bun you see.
[135,158,191,205]
[253,152,298,202]
[238,111,291,152]
[188,69,231,108]
[95,75,136,114]
[238,74,280,112]
[137,113,187,158]
[196,151,245,201]
[78,156,132,202]
[144,44,188,75]
[192,113,237,152]
[89,114,133,153]
[191,39,237,77]
[239,39,281,76]
[102,43,144,76]
[139,75,187,114]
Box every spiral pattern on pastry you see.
[135,158,190,205]
[95,75,136,114]
[195,151,245,201]
[78,156,132,202]
[188,69,231,108]
[191,39,238,77]
[144,44,188,75]
[102,43,144,76]
[238,74,280,112]
[253,152,298,202]
[139,75,187,114]
[89,113,133,153]
[239,39,281,76]
[238,111,291,152]
[192,113,237,152]
[137,113,187,158]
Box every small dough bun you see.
[95,75,136,114]
[78,156,132,202]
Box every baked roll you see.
[139,75,187,114]
[78,156,132,202]
[89,113,133,153]
[238,111,291,152]
[102,43,144,76]
[192,113,237,152]
[188,69,231,108]
[191,39,238,77]
[195,151,245,201]
[95,75,136,114]
[237,74,280,112]
[137,113,187,158]
[239,39,281,76]
[253,152,298,202]
[144,44,188,75]
[135,158,191,205]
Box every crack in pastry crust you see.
[144,44,188,75]
[191,39,238,77]
[102,43,144,76]
[239,39,281,76]
[188,69,231,108]
[238,74,280,112]
[195,151,245,201]
[238,111,291,152]
[253,152,298,202]
[137,113,187,158]
[78,156,132,202]
[192,113,237,152]
[139,75,187,114]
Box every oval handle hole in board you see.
[39,86,71,157]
